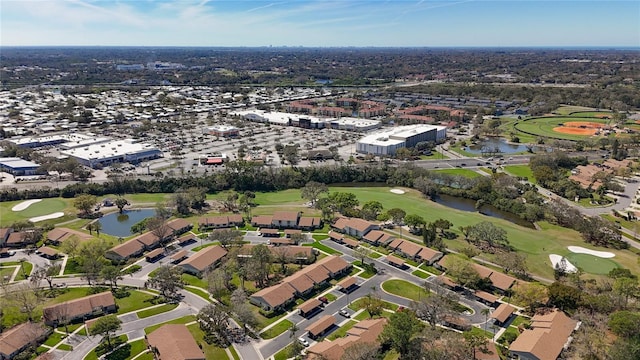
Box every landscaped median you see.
[136,303,178,318]
[381,279,429,301]
[259,319,293,339]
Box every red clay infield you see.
[553,121,606,135]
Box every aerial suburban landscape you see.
[1,2,639,360]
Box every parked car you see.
[299,337,309,347]
[339,309,351,318]
[318,296,329,304]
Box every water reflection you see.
[434,194,535,228]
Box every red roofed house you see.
[146,324,205,360]
[271,211,300,228]
[43,292,116,326]
[307,318,387,360]
[306,315,336,339]
[198,214,244,231]
[332,218,379,239]
[362,230,395,246]
[387,239,443,265]
[0,322,51,360]
[166,218,193,236]
[45,227,92,245]
[250,283,297,312]
[509,309,579,360]
[178,245,228,276]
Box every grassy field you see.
[144,315,197,334]
[0,198,70,226]
[514,116,610,141]
[433,168,482,178]
[327,320,357,340]
[564,253,621,275]
[503,165,536,183]
[554,105,599,116]
[260,319,293,339]
[136,304,178,318]
[115,291,160,314]
[381,279,428,301]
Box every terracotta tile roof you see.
[146,248,164,259]
[328,231,344,241]
[437,275,458,288]
[170,250,188,262]
[307,318,387,360]
[147,324,205,360]
[305,315,335,337]
[386,255,405,266]
[177,233,197,244]
[287,273,315,294]
[491,303,515,323]
[476,341,500,360]
[316,255,350,274]
[167,218,192,232]
[272,211,300,223]
[43,292,115,324]
[252,282,297,309]
[259,228,279,234]
[298,298,322,314]
[474,290,498,303]
[343,238,359,248]
[363,230,393,244]
[251,215,273,226]
[269,238,294,245]
[38,246,58,257]
[178,245,227,273]
[134,232,161,247]
[6,232,28,245]
[46,228,92,243]
[337,276,357,289]
[0,322,49,358]
[108,239,145,259]
[0,228,11,240]
[346,218,377,233]
[298,217,321,228]
[331,218,349,231]
[488,271,517,291]
[284,229,302,235]
[509,309,578,360]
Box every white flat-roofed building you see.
[328,117,381,132]
[60,139,163,168]
[204,125,239,137]
[59,136,111,150]
[356,124,446,156]
[231,110,327,128]
[9,133,95,148]
[0,157,41,175]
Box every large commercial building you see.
[60,139,162,168]
[356,124,446,156]
[0,157,41,175]
[204,125,239,137]
[327,117,381,132]
[231,110,327,129]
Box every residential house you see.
[284,229,302,238]
[5,231,37,248]
[0,322,51,360]
[105,239,145,262]
[338,218,379,238]
[271,211,300,228]
[146,324,205,360]
[306,318,387,360]
[286,272,316,297]
[298,216,322,230]
[509,309,580,360]
[145,248,164,262]
[166,218,193,237]
[491,303,516,326]
[474,291,499,307]
[178,245,228,276]
[386,255,407,269]
[362,230,394,246]
[471,263,517,294]
[45,228,92,245]
[134,232,162,250]
[0,228,12,246]
[298,298,323,318]
[259,228,280,237]
[176,233,197,246]
[251,215,273,228]
[306,315,336,340]
[43,292,117,326]
[327,231,344,243]
[170,250,188,264]
[198,214,244,231]
[37,247,58,260]
[387,239,443,265]
[250,283,297,312]
[336,276,357,293]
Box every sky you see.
[1,0,639,47]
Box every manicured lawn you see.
[327,320,357,340]
[191,241,221,252]
[116,291,160,314]
[83,334,128,360]
[136,304,178,318]
[369,252,382,259]
[100,193,173,204]
[274,343,296,360]
[418,263,442,275]
[58,343,73,351]
[324,293,337,302]
[0,198,70,226]
[564,253,621,275]
[465,326,494,339]
[185,286,211,301]
[260,319,293,339]
[433,168,482,178]
[123,339,147,360]
[44,331,67,346]
[181,273,208,289]
[229,346,240,360]
[354,309,393,320]
[411,270,430,279]
[303,241,342,255]
[554,105,598,115]
[13,261,33,281]
[514,116,609,141]
[63,258,82,274]
[187,323,230,360]
[503,165,536,183]
[510,315,531,328]
[381,279,428,301]
[0,266,16,281]
[349,298,399,312]
[144,315,197,334]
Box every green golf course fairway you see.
[0,198,67,225]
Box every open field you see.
[568,111,613,118]
[381,279,428,301]
[554,105,600,115]
[503,165,536,183]
[514,117,610,141]
[433,169,482,178]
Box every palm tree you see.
[481,308,491,331]
[288,323,298,339]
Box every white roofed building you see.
[328,117,381,132]
[356,124,446,156]
[204,125,239,137]
[60,139,163,168]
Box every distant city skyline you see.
[1,0,639,47]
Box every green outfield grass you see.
[554,105,599,115]
[433,168,482,178]
[503,165,536,183]
[514,116,610,141]
[564,253,621,275]
[569,111,613,118]
[0,198,69,226]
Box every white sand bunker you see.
[12,199,42,211]
[390,189,405,194]
[568,246,615,258]
[29,212,64,222]
[549,254,578,273]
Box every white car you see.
[339,309,351,318]
[298,337,309,347]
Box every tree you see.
[198,304,229,345]
[463,330,489,360]
[92,221,102,237]
[547,282,582,311]
[78,240,109,286]
[271,246,292,275]
[90,315,122,350]
[209,229,242,249]
[380,310,424,357]
[148,265,184,300]
[412,281,459,328]
[608,311,640,339]
[101,266,123,290]
[513,282,547,313]
[445,257,481,288]
[147,216,171,245]
[114,197,129,214]
[9,283,40,321]
[247,244,272,288]
[404,214,426,234]
[354,246,372,266]
[301,181,329,207]
[187,187,207,211]
[495,252,528,278]
[613,277,639,309]
[431,218,453,236]
[30,263,61,290]
[207,269,228,301]
[361,201,384,221]
[60,236,80,257]
[342,342,381,360]
[73,194,97,217]
[328,192,359,215]
[222,192,239,213]
[387,208,407,227]
[414,176,438,200]
[362,293,385,318]
[467,221,509,251]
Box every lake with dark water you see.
[99,209,156,237]
[434,194,535,228]
[464,138,548,155]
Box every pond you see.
[99,209,156,237]
[464,138,546,155]
[434,194,535,228]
